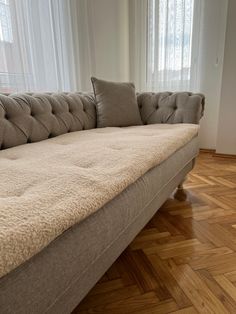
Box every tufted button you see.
[27,138,31,143]
[48,133,53,138]
[155,105,159,109]
[5,113,8,119]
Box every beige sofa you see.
[0,91,204,314]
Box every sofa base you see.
[0,137,198,314]
[53,161,193,314]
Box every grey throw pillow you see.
[91,77,143,128]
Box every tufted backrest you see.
[0,91,204,150]
[0,92,96,149]
[137,92,205,125]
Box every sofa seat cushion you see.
[0,124,198,278]
[0,137,198,314]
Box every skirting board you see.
[200,148,236,159]
[200,148,216,154]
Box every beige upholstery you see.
[0,91,204,149]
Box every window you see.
[147,0,194,91]
[0,0,12,43]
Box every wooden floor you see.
[73,153,236,314]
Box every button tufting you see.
[0,92,96,149]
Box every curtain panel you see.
[130,0,205,92]
[0,0,94,93]
[147,0,195,91]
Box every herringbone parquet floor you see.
[73,153,236,314]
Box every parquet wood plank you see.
[211,224,236,250]
[200,193,232,209]
[207,213,236,224]
[190,253,236,273]
[131,299,178,314]
[168,204,210,215]
[190,173,216,185]
[169,306,198,314]
[209,176,236,188]
[75,294,176,314]
[191,220,226,247]
[148,254,192,308]
[145,242,213,260]
[225,270,236,283]
[73,153,236,313]
[180,208,235,221]
[214,275,236,302]
[155,234,186,245]
[165,260,229,313]
[174,246,233,265]
[77,286,141,311]
[106,264,120,280]
[198,269,236,313]
[121,249,170,298]
[89,279,124,296]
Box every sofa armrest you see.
[137,92,205,125]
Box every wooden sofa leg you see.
[174,179,187,201]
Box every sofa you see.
[0,88,204,314]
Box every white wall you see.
[197,0,228,149]
[216,0,236,155]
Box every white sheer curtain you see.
[147,0,195,91]
[0,0,93,93]
[129,0,148,92]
